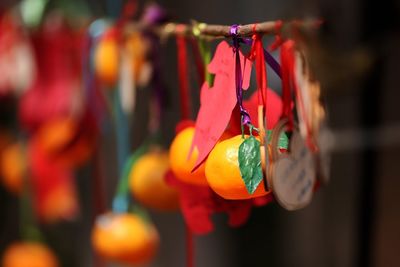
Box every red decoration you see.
[165,170,253,234]
[29,141,78,222]
[190,41,252,170]
[229,88,283,135]
[19,21,83,132]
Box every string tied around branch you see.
[230,24,251,127]
[269,20,284,51]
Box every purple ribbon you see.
[231,25,251,126]
[241,38,281,78]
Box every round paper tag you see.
[271,130,316,210]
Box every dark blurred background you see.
[1,0,400,267]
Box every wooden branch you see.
[125,19,320,40]
[200,21,278,37]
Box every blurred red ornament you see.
[19,15,83,132]
[165,170,272,234]
[228,88,283,135]
[31,116,96,169]
[29,140,78,222]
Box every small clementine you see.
[169,127,208,186]
[92,212,159,265]
[94,35,119,86]
[2,242,59,267]
[125,32,148,83]
[129,150,179,211]
[0,143,25,194]
[205,135,270,200]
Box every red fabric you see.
[185,224,194,267]
[165,171,273,235]
[29,141,78,223]
[165,171,251,234]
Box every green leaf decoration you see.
[267,130,289,149]
[238,136,264,194]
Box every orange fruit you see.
[205,135,269,200]
[169,127,208,186]
[40,184,78,223]
[94,35,119,86]
[92,212,159,265]
[129,150,179,211]
[2,242,59,267]
[0,143,25,194]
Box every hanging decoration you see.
[0,1,327,266]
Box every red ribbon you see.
[186,224,194,267]
[176,35,191,120]
[115,0,137,29]
[280,40,295,130]
[280,40,315,149]
[269,20,283,51]
[249,30,268,109]
[177,32,194,267]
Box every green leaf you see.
[238,136,264,194]
[267,130,289,149]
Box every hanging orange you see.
[169,127,208,186]
[129,149,179,211]
[2,242,59,267]
[0,142,25,194]
[92,212,159,265]
[94,33,119,86]
[125,32,148,83]
[205,135,270,200]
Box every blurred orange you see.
[129,149,179,211]
[169,127,233,186]
[40,184,78,223]
[0,142,25,194]
[125,32,148,83]
[92,212,159,265]
[169,127,208,186]
[205,135,270,200]
[94,33,119,86]
[2,242,59,267]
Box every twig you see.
[124,19,320,39]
